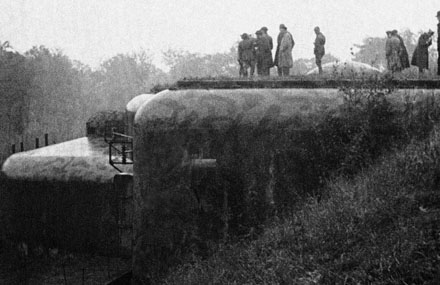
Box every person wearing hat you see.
[385,31,392,70]
[260,27,273,50]
[392,30,410,70]
[238,33,256,77]
[313,26,326,75]
[411,30,434,74]
[437,11,440,75]
[274,24,295,76]
[255,30,273,76]
[386,30,402,73]
[260,26,274,72]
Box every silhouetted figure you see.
[437,11,440,75]
[386,30,402,72]
[385,31,392,70]
[255,30,272,76]
[411,30,434,74]
[274,24,295,77]
[313,26,326,75]
[260,26,274,72]
[260,27,273,50]
[238,33,256,77]
[393,30,410,70]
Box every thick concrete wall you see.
[132,88,344,282]
[1,136,133,255]
[0,179,119,253]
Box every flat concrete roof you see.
[1,137,132,183]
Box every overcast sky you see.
[1,0,439,70]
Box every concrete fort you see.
[132,88,344,282]
[0,111,134,256]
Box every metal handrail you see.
[107,131,133,172]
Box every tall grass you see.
[164,117,440,285]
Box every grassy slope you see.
[164,127,440,284]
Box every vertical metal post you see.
[45,134,49,146]
[20,142,24,152]
[122,144,126,164]
[11,144,16,154]
[35,138,39,149]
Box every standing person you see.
[274,25,285,76]
[386,30,402,73]
[411,30,434,74]
[274,24,295,77]
[385,31,392,70]
[255,30,272,76]
[437,11,440,75]
[313,26,326,75]
[260,26,274,73]
[393,30,410,70]
[238,33,256,77]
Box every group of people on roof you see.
[386,28,436,75]
[239,11,440,78]
[238,24,326,78]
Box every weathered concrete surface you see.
[306,60,381,75]
[126,94,158,114]
[126,93,159,136]
[132,87,440,282]
[1,137,132,183]
[1,109,134,256]
[132,88,344,283]
[0,178,123,254]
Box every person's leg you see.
[316,56,323,74]
[250,60,256,77]
[264,67,270,76]
[242,61,249,77]
[257,58,263,76]
[437,55,440,76]
[277,67,282,76]
[282,67,290,76]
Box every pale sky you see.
[1,0,439,70]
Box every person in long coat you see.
[238,33,256,77]
[255,30,272,76]
[386,30,402,72]
[437,11,440,75]
[275,24,295,77]
[273,26,285,76]
[313,26,326,75]
[260,27,274,71]
[393,30,410,70]
[385,31,392,70]
[411,30,434,73]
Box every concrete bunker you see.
[131,88,345,282]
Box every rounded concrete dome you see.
[306,60,381,76]
[125,91,169,136]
